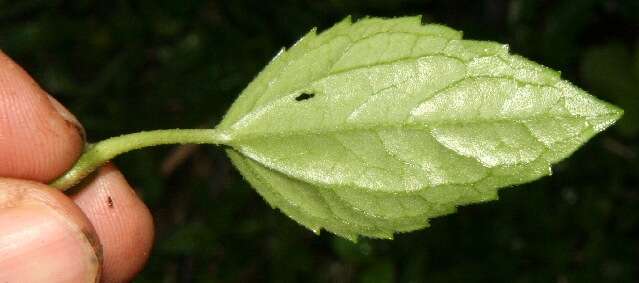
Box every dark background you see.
[1,0,637,282]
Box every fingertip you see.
[72,164,154,283]
[0,51,84,182]
[0,178,101,282]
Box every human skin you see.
[0,50,154,282]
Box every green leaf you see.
[217,16,622,240]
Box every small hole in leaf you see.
[295,92,315,101]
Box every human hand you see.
[0,51,154,282]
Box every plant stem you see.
[50,128,230,191]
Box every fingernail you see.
[46,94,86,142]
[0,205,100,282]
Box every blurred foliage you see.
[1,0,638,282]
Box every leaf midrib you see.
[224,113,609,143]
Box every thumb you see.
[0,178,101,282]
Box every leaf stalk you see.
[50,128,229,191]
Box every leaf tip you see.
[611,104,624,120]
[598,103,624,131]
[587,97,624,132]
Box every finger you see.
[71,164,154,283]
[0,50,84,182]
[0,178,101,282]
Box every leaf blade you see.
[219,17,622,240]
